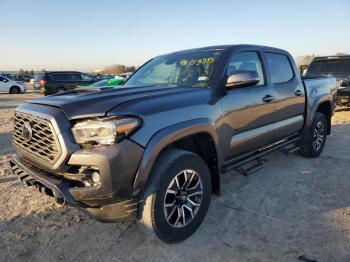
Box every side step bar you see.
[234,158,263,177]
[222,136,300,175]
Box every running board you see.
[222,136,300,174]
[280,144,300,155]
[234,158,263,176]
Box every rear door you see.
[66,73,82,90]
[264,52,305,140]
[220,50,276,160]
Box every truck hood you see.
[29,86,198,120]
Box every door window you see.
[68,73,82,81]
[266,53,294,84]
[226,51,265,86]
[81,74,93,81]
[50,73,68,81]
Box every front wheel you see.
[299,112,327,158]
[137,149,212,243]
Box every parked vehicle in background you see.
[305,55,350,106]
[78,77,124,88]
[15,75,32,82]
[10,45,336,243]
[119,72,133,79]
[34,71,97,95]
[0,75,26,94]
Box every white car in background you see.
[0,75,26,94]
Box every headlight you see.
[71,116,140,145]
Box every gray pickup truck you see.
[10,45,337,243]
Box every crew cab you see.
[10,45,336,243]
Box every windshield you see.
[124,49,224,88]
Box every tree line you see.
[101,64,137,75]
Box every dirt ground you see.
[0,93,350,262]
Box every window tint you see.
[50,73,68,81]
[0,76,6,82]
[226,52,265,86]
[266,53,294,84]
[67,73,82,81]
[81,74,93,81]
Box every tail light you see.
[40,80,47,86]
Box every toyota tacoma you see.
[10,45,337,243]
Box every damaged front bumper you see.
[10,138,144,222]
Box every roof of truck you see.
[165,44,288,55]
[314,55,350,60]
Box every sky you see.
[1,0,349,72]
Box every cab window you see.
[226,52,265,86]
[266,53,294,84]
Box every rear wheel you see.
[137,149,211,243]
[299,112,327,158]
[9,86,21,94]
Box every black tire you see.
[137,149,212,243]
[9,86,21,94]
[299,112,327,158]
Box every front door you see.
[220,50,276,160]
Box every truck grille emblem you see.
[22,122,33,142]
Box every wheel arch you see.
[132,118,222,195]
[9,85,21,93]
[315,100,332,135]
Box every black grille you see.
[13,112,62,165]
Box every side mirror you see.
[226,70,260,89]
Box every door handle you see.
[262,95,274,103]
[295,90,303,96]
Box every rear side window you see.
[67,73,82,81]
[50,73,68,81]
[266,53,294,84]
[81,74,93,81]
[308,59,350,75]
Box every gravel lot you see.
[0,93,349,261]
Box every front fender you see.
[132,118,221,191]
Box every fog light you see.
[92,171,101,185]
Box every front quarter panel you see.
[132,118,222,191]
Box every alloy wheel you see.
[163,169,203,228]
[313,121,325,151]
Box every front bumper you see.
[10,138,145,222]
